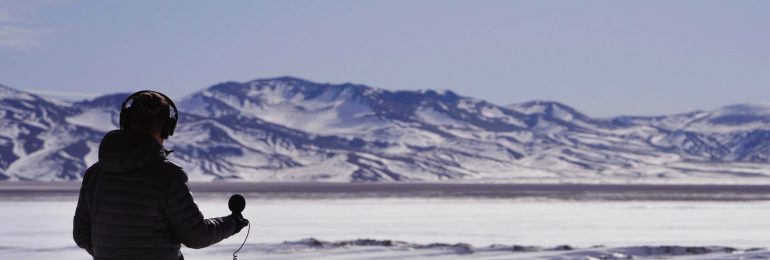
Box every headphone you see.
[119,90,179,139]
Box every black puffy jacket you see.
[73,130,238,260]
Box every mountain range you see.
[1,76,769,183]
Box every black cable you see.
[233,223,250,260]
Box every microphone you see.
[229,194,249,227]
[229,194,246,213]
[229,194,249,260]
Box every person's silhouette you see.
[73,90,247,259]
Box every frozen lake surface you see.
[2,193,770,259]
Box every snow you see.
[6,79,770,183]
[2,196,770,260]
[191,85,389,136]
[65,109,116,132]
[507,100,549,114]
[415,107,471,129]
[148,90,770,182]
[0,84,36,101]
[83,141,99,167]
[551,105,574,121]
[479,106,506,118]
[624,103,770,133]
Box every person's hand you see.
[231,212,249,234]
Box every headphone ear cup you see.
[119,107,130,130]
[161,118,177,139]
[167,118,177,137]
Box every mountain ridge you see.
[1,77,769,183]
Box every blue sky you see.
[0,0,768,117]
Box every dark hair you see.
[126,92,170,135]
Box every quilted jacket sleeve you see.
[163,169,238,249]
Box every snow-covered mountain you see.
[1,78,769,182]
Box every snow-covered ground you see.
[2,196,769,259]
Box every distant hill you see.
[1,77,769,183]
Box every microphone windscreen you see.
[228,194,246,213]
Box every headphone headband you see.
[119,90,179,138]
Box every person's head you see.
[119,90,178,143]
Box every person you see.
[73,90,248,260]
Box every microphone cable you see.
[232,222,250,260]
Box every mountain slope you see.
[0,84,104,180]
[1,78,769,182]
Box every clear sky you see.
[0,0,768,117]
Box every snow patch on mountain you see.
[0,83,36,101]
[66,109,115,132]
